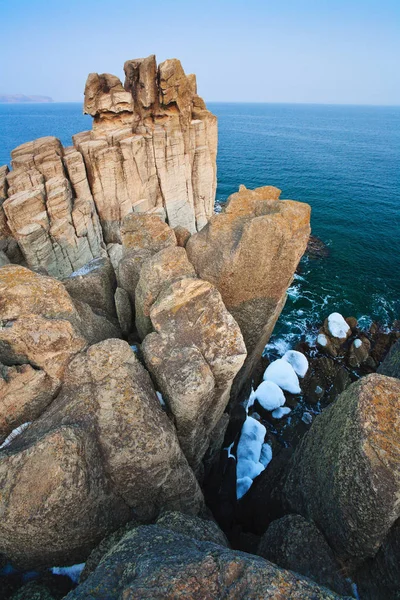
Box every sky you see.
[1,0,399,105]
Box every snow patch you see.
[271,406,291,419]
[70,259,100,278]
[263,359,301,395]
[317,333,328,347]
[156,391,165,407]
[354,338,362,349]
[254,380,286,411]
[0,422,31,449]
[51,563,85,583]
[282,350,309,377]
[327,312,350,339]
[260,443,273,467]
[236,416,267,499]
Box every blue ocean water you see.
[1,102,399,347]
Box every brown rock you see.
[121,213,177,252]
[65,522,345,600]
[0,425,129,569]
[347,337,371,368]
[142,278,246,472]
[135,246,196,339]
[283,374,400,565]
[378,338,400,379]
[63,257,117,321]
[186,185,310,395]
[0,362,58,445]
[257,515,351,596]
[174,225,191,247]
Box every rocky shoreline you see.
[1,55,399,600]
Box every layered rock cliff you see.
[0,55,217,278]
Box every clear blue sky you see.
[1,0,399,105]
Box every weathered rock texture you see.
[142,278,246,473]
[257,515,351,596]
[66,522,346,599]
[0,55,217,277]
[283,374,400,566]
[0,339,203,569]
[186,185,311,392]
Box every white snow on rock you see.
[156,391,166,407]
[302,412,313,425]
[246,388,257,412]
[263,359,301,395]
[317,333,328,347]
[0,422,31,449]
[254,380,286,411]
[51,563,85,583]
[237,477,253,500]
[354,338,362,349]
[260,442,273,467]
[236,416,267,499]
[283,350,309,377]
[271,406,291,419]
[327,312,350,339]
[70,259,100,278]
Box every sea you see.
[1,102,399,354]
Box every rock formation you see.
[0,55,217,278]
[186,184,311,394]
[282,374,400,565]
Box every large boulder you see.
[0,425,128,569]
[257,515,351,596]
[186,185,310,395]
[142,278,246,472]
[0,265,119,385]
[135,245,196,339]
[62,257,117,321]
[65,522,346,599]
[0,340,203,569]
[283,374,400,565]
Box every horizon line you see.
[1,100,400,108]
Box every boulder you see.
[142,278,246,472]
[0,340,203,569]
[174,225,191,247]
[121,213,177,252]
[186,185,310,396]
[283,374,400,565]
[0,265,119,384]
[155,511,229,547]
[135,246,196,339]
[65,522,346,599]
[116,248,153,302]
[378,338,400,379]
[356,517,400,600]
[0,425,129,569]
[0,362,58,445]
[62,257,117,321]
[257,515,351,596]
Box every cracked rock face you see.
[0,55,217,277]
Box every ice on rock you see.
[246,387,257,411]
[263,359,301,395]
[260,442,273,467]
[51,563,85,583]
[237,477,253,500]
[283,350,309,377]
[254,380,286,411]
[327,312,350,339]
[271,406,291,419]
[317,333,328,347]
[156,391,166,407]
[354,338,362,349]
[0,422,31,449]
[302,411,313,425]
[236,416,267,499]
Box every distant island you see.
[0,94,53,103]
